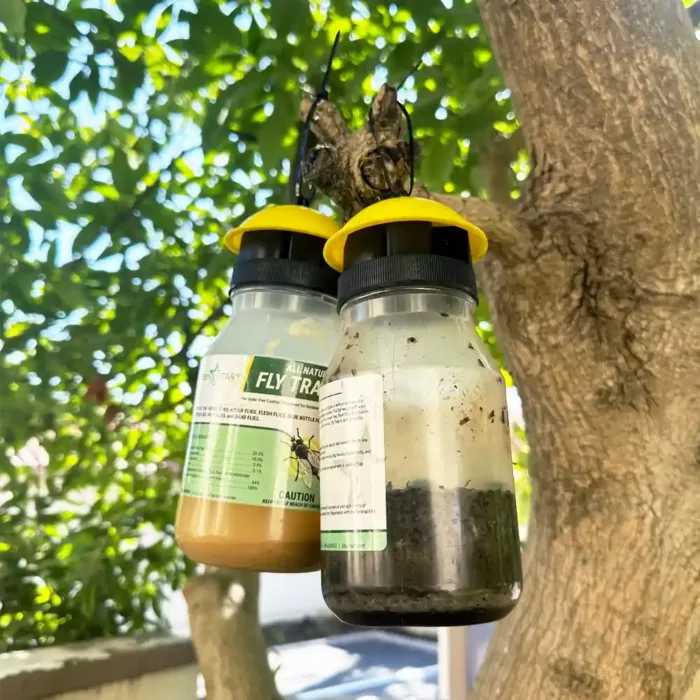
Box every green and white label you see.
[319,374,387,551]
[182,354,325,511]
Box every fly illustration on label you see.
[283,429,320,489]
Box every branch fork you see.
[300,83,531,262]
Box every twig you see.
[137,304,227,423]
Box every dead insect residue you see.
[459,416,471,426]
[407,337,417,344]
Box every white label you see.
[319,374,387,551]
[181,354,326,511]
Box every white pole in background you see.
[438,626,469,700]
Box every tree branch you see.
[426,128,531,261]
[184,570,282,700]
[421,188,530,262]
[477,129,525,209]
[300,83,530,262]
[300,93,349,146]
[174,303,227,365]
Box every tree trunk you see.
[183,570,281,700]
[469,1,700,698]
[301,1,700,698]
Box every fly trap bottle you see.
[318,197,523,625]
[175,206,340,573]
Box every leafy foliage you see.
[0,0,527,651]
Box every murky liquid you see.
[322,483,522,626]
[177,497,320,572]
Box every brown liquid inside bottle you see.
[176,496,320,572]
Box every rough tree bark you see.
[184,569,281,700]
[300,1,700,699]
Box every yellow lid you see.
[323,197,489,272]
[224,205,340,253]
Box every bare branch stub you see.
[300,83,417,219]
[300,93,348,146]
[299,82,531,261]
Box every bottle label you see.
[181,354,326,512]
[319,375,387,551]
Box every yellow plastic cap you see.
[223,205,340,253]
[323,197,489,272]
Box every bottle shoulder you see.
[329,311,501,379]
[205,306,339,366]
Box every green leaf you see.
[26,178,67,212]
[470,165,486,195]
[246,21,263,55]
[201,71,267,150]
[0,0,27,37]
[111,149,133,194]
[113,54,146,100]
[33,50,68,85]
[269,0,310,34]
[71,221,104,254]
[420,136,459,190]
[70,67,101,107]
[257,103,293,166]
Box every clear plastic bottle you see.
[318,198,522,625]
[176,207,339,573]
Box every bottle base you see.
[178,536,320,573]
[176,497,321,573]
[323,588,519,627]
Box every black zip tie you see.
[367,91,416,197]
[397,57,423,91]
[399,100,415,195]
[295,32,341,206]
[317,31,341,100]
